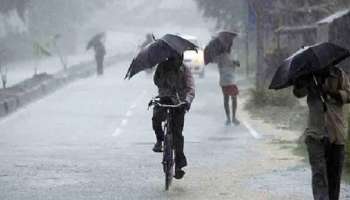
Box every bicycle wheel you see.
[163,133,174,191]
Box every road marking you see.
[121,119,128,126]
[112,90,147,137]
[242,121,262,139]
[112,128,122,137]
[126,110,133,117]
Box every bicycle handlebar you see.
[148,98,186,109]
[152,101,186,108]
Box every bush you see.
[245,87,298,108]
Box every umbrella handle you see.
[312,74,328,112]
[151,34,156,41]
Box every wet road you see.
[0,61,349,199]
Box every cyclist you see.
[152,53,195,179]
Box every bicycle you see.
[149,97,186,191]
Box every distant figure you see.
[1,68,7,89]
[214,52,240,126]
[87,33,106,76]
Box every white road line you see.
[121,119,128,126]
[126,110,133,117]
[242,121,263,139]
[112,128,122,137]
[112,90,148,137]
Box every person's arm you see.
[153,65,161,86]
[293,86,308,98]
[329,69,350,104]
[184,66,195,105]
[293,78,309,98]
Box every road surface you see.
[0,60,349,199]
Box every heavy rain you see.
[0,0,350,199]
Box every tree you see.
[195,0,350,90]
[195,0,264,87]
[195,0,245,29]
[0,0,113,62]
[0,0,29,21]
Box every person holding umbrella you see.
[204,31,240,126]
[269,43,350,200]
[87,32,106,76]
[125,34,197,179]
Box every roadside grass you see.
[345,140,350,182]
[244,87,307,131]
[245,88,350,182]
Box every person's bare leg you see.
[223,93,231,125]
[232,96,240,125]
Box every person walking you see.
[87,33,106,76]
[214,52,240,126]
[293,66,350,200]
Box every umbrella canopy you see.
[86,32,106,50]
[125,35,197,79]
[269,42,350,90]
[204,31,238,65]
[160,34,198,55]
[217,31,238,46]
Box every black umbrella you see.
[125,34,197,79]
[204,31,238,65]
[269,42,350,90]
[161,34,198,55]
[86,32,105,50]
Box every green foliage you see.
[0,0,112,61]
[194,0,246,29]
[0,0,29,20]
[244,87,307,131]
[246,87,298,108]
[32,40,52,58]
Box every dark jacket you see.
[154,61,195,105]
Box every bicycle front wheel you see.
[163,133,174,191]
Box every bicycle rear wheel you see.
[163,133,174,191]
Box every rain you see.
[0,0,350,199]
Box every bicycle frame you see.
[149,97,185,190]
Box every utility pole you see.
[245,29,250,77]
[245,0,250,77]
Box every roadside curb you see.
[0,53,131,118]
